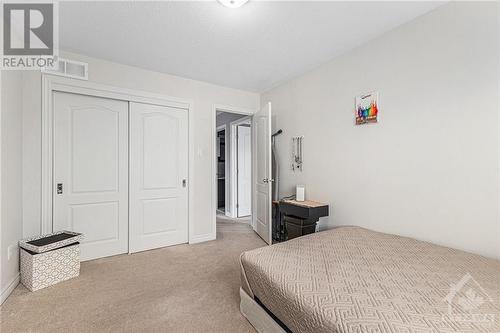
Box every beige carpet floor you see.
[216,212,251,225]
[0,222,265,333]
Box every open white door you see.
[252,102,272,244]
[129,102,189,253]
[237,125,252,217]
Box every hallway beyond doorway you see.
[216,210,251,225]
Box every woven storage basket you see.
[19,231,83,291]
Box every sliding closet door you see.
[129,102,189,253]
[53,92,129,261]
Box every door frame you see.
[230,116,252,218]
[212,105,255,235]
[216,124,229,216]
[41,75,194,247]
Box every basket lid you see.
[19,231,83,253]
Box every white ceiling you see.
[59,1,444,92]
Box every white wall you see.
[22,51,259,242]
[1,70,24,302]
[262,2,500,259]
[22,71,41,238]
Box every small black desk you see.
[272,200,329,242]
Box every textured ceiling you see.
[59,1,444,92]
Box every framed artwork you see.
[355,92,379,125]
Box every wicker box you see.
[19,231,82,292]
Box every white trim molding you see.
[214,104,255,116]
[229,116,252,219]
[1,273,20,305]
[41,75,195,245]
[189,233,216,244]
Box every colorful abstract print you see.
[356,100,378,125]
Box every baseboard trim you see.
[189,233,216,244]
[1,273,20,305]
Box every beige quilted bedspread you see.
[240,226,500,333]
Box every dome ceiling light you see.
[218,0,249,9]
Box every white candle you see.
[296,185,305,202]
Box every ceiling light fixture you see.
[218,0,249,9]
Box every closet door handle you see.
[182,179,187,188]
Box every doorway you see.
[215,110,253,229]
[216,125,227,215]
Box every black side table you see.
[277,200,329,242]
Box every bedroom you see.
[0,1,499,332]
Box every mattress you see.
[240,226,500,333]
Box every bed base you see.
[239,287,287,333]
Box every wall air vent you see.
[41,58,88,80]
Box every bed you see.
[240,226,500,333]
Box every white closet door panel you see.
[53,92,129,261]
[129,102,188,253]
[70,202,119,242]
[143,114,179,189]
[70,108,119,193]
